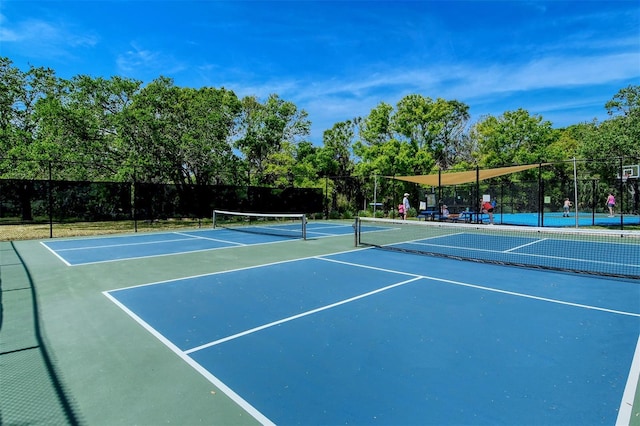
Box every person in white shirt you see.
[402,193,410,220]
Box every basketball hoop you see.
[619,164,639,183]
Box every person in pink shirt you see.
[606,193,616,217]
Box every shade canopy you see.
[389,163,545,186]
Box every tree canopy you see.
[1,57,638,215]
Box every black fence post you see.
[475,166,480,223]
[619,156,624,230]
[538,163,543,227]
[133,169,138,233]
[48,160,53,238]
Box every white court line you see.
[309,223,353,229]
[43,226,308,260]
[504,238,548,252]
[69,238,300,266]
[50,236,211,252]
[102,291,275,426]
[105,251,639,424]
[39,242,72,266]
[43,229,313,266]
[106,247,371,292]
[173,231,245,246]
[617,334,640,426]
[184,276,422,354]
[182,255,639,355]
[307,230,349,237]
[323,256,640,317]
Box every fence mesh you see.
[1,159,639,237]
[1,181,323,222]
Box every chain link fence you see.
[325,159,640,229]
[2,159,639,238]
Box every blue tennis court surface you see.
[41,222,354,265]
[471,212,640,227]
[105,249,640,425]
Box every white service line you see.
[184,276,422,354]
[173,231,245,246]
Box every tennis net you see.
[213,210,307,239]
[355,217,640,279]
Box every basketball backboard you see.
[617,164,639,180]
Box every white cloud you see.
[457,52,639,100]
[116,43,186,77]
[238,48,638,140]
[0,13,21,41]
[0,15,98,57]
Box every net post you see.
[354,217,360,247]
[302,214,307,240]
[212,210,217,229]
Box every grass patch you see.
[1,219,213,241]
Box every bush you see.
[342,211,354,220]
[328,210,342,220]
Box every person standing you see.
[563,198,572,217]
[606,193,616,217]
[481,199,494,224]
[402,193,410,220]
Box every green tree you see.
[0,58,60,178]
[471,108,557,168]
[174,86,242,185]
[318,120,355,178]
[235,94,310,185]
[428,98,471,168]
[122,76,183,183]
[291,140,321,188]
[318,120,358,213]
[263,141,297,188]
[358,102,394,146]
[469,109,560,213]
[353,104,400,209]
[35,75,142,180]
[578,85,640,182]
[392,94,434,148]
[0,58,62,220]
[121,78,244,186]
[605,84,640,118]
[392,95,470,168]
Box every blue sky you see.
[1,0,639,144]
